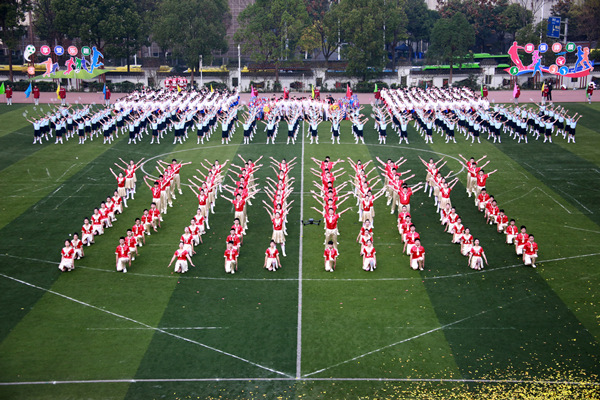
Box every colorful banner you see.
[24,44,107,80]
[506,41,594,78]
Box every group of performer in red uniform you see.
[221,155,263,273]
[263,157,295,270]
[310,157,350,272]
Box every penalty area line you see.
[0,272,291,378]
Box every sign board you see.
[547,16,561,38]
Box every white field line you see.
[0,377,598,386]
[53,184,85,210]
[303,296,531,377]
[3,253,600,282]
[0,272,291,378]
[54,163,81,182]
[296,121,305,379]
[503,186,573,214]
[563,225,600,234]
[554,187,594,214]
[86,327,223,331]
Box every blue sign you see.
[547,16,561,38]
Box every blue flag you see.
[25,83,32,98]
[103,84,107,95]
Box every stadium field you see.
[0,102,599,399]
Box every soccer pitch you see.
[0,102,599,399]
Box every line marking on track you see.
[0,377,598,386]
[296,122,305,379]
[303,296,531,377]
[3,253,600,282]
[0,272,292,378]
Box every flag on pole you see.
[374,83,378,93]
[56,83,61,99]
[513,82,518,98]
[25,83,32,98]
[177,84,182,93]
[346,84,351,99]
[0,82,5,95]
[210,84,214,93]
[103,84,107,95]
[311,84,315,99]
[480,82,483,97]
[541,82,545,93]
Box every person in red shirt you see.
[514,225,529,256]
[283,87,289,100]
[71,233,84,259]
[324,240,338,272]
[32,85,40,105]
[104,87,111,106]
[5,85,12,105]
[460,228,473,256]
[409,238,425,271]
[59,85,66,106]
[144,177,162,212]
[468,239,488,270]
[141,209,153,236]
[395,182,423,214]
[168,242,195,273]
[226,228,241,251]
[58,240,75,272]
[132,218,145,246]
[224,241,239,274]
[476,188,490,212]
[505,219,518,244]
[523,234,538,268]
[482,86,488,99]
[124,229,138,260]
[361,239,376,272]
[514,84,520,105]
[587,83,594,104]
[403,224,420,255]
[495,209,509,233]
[397,205,411,235]
[475,169,497,198]
[189,218,203,246]
[149,202,161,231]
[81,217,94,246]
[115,237,131,273]
[311,206,352,249]
[264,240,282,271]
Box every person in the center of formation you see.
[224,241,239,274]
[311,206,352,249]
[264,240,282,271]
[324,240,338,272]
[361,238,377,271]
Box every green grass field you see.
[0,102,599,399]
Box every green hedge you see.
[354,81,390,93]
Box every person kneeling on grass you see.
[361,238,376,272]
[409,239,425,271]
[58,240,75,272]
[264,240,282,271]
[324,241,338,272]
[523,234,538,269]
[468,238,488,271]
[224,241,239,274]
[168,242,195,274]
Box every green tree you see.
[338,0,390,81]
[153,0,229,83]
[383,0,408,71]
[438,0,509,53]
[298,24,321,59]
[406,0,438,61]
[428,12,475,84]
[235,0,309,80]
[33,0,63,58]
[0,0,30,81]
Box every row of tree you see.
[1,0,598,83]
